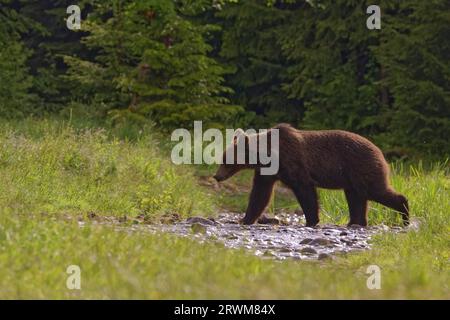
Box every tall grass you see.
[0,119,215,219]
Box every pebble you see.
[300,238,313,244]
[309,238,332,246]
[186,216,217,226]
[131,212,397,262]
[349,224,365,229]
[300,247,317,254]
[191,223,207,234]
[318,253,332,260]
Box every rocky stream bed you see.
[94,212,413,261]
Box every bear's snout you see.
[213,174,224,182]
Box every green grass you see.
[0,118,214,219]
[0,119,448,299]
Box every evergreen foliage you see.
[64,0,242,129]
[0,0,448,156]
[0,0,35,117]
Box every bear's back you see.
[273,124,389,190]
[274,124,383,162]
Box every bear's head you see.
[213,128,279,182]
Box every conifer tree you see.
[0,0,35,117]
[373,0,450,155]
[64,0,242,129]
[216,0,303,126]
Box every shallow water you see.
[110,212,410,261]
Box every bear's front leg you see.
[241,172,277,225]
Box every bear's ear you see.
[233,128,246,144]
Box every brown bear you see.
[213,123,409,227]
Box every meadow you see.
[0,119,448,299]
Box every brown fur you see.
[214,124,409,227]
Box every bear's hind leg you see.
[344,189,368,227]
[292,184,320,227]
[369,188,409,226]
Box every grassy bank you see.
[0,119,448,299]
[0,119,214,219]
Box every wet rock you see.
[258,216,280,225]
[186,216,216,226]
[318,253,332,260]
[162,213,181,224]
[300,247,317,255]
[309,238,332,246]
[339,231,348,236]
[263,250,276,257]
[191,223,207,234]
[349,224,365,229]
[222,219,238,224]
[300,238,313,244]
